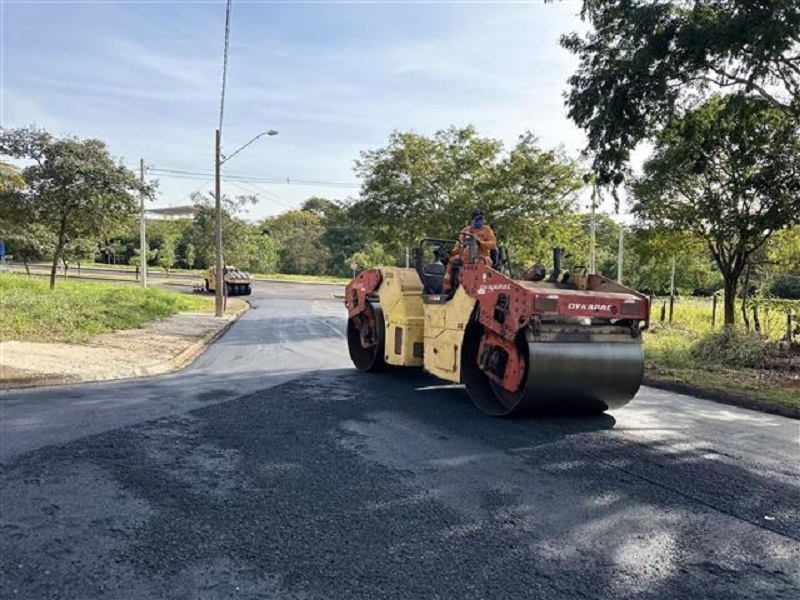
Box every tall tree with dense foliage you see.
[0,127,151,288]
[630,95,800,324]
[561,0,800,182]
[352,126,583,266]
[262,210,329,275]
[301,197,378,276]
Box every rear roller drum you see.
[347,302,387,372]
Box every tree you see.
[630,95,800,324]
[244,233,279,274]
[352,126,583,266]
[628,227,721,294]
[346,242,396,272]
[561,0,800,183]
[184,192,261,270]
[2,223,54,275]
[181,242,197,270]
[301,197,369,276]
[262,210,328,275]
[62,237,99,275]
[0,161,25,191]
[761,227,800,299]
[353,126,501,252]
[156,234,177,275]
[0,127,151,288]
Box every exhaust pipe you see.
[548,247,563,283]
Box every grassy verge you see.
[74,261,205,276]
[0,274,213,343]
[15,262,350,284]
[10,269,195,287]
[644,298,799,414]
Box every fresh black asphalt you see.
[1,282,798,599]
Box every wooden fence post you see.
[669,295,675,324]
[711,294,717,328]
[660,300,666,323]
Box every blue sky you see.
[2,0,597,221]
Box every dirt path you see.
[0,299,248,390]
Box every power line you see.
[218,0,233,137]
[148,167,361,188]
[224,179,298,211]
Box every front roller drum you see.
[347,302,387,372]
[462,324,644,417]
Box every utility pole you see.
[215,129,224,318]
[140,158,147,289]
[617,222,624,284]
[589,181,597,274]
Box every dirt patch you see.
[0,299,248,390]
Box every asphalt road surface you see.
[1,281,798,599]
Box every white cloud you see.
[3,1,598,221]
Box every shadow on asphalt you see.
[1,365,798,599]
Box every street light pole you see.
[214,128,278,318]
[215,129,224,317]
[140,158,147,289]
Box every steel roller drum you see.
[465,337,645,417]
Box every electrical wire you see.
[149,167,361,188]
[224,179,298,211]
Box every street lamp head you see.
[266,130,279,136]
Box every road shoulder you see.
[643,371,800,420]
[1,299,249,391]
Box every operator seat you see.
[422,262,445,295]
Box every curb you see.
[0,302,250,392]
[164,302,249,373]
[643,376,800,420]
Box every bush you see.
[770,274,800,300]
[690,328,767,368]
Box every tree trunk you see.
[741,266,751,331]
[23,258,30,276]
[723,275,738,326]
[49,249,60,290]
[51,219,68,290]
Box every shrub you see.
[690,328,767,368]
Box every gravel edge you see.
[0,302,250,391]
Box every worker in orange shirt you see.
[443,208,496,293]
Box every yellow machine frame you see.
[378,267,476,383]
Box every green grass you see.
[17,261,349,283]
[0,274,213,343]
[20,261,206,276]
[647,296,791,340]
[644,297,800,411]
